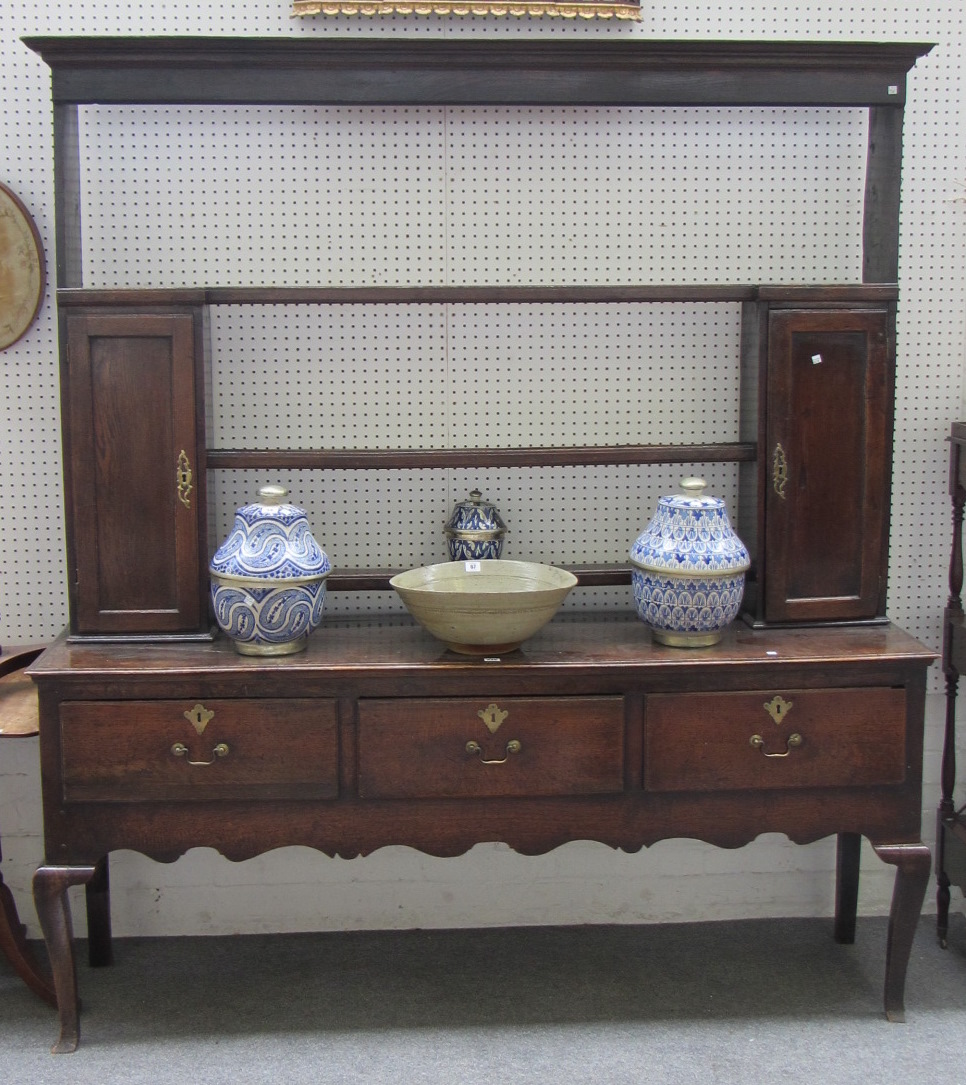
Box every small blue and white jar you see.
[629,478,750,647]
[444,489,507,562]
[209,485,331,656]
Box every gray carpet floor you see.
[2,914,966,1084]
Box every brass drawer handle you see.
[466,739,522,764]
[171,741,230,765]
[750,732,802,758]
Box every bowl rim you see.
[390,559,577,594]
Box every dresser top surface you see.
[28,616,935,683]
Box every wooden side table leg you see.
[834,832,862,944]
[936,813,951,949]
[33,864,96,1054]
[0,865,56,1005]
[871,841,931,1023]
[938,671,959,947]
[85,856,113,968]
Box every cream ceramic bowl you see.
[390,559,577,655]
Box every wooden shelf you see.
[57,284,900,307]
[328,564,634,592]
[207,444,757,472]
[23,37,932,109]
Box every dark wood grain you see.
[27,624,934,861]
[937,425,966,945]
[357,696,625,799]
[33,865,97,1053]
[22,37,932,108]
[26,617,935,1046]
[324,564,636,592]
[873,841,932,1022]
[64,309,207,636]
[57,285,756,306]
[52,103,82,289]
[762,307,891,622]
[207,443,757,472]
[23,35,938,1051]
[863,106,905,284]
[59,698,339,802]
[58,285,900,307]
[834,832,862,944]
[644,687,907,793]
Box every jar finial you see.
[257,485,288,506]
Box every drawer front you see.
[59,699,339,803]
[645,687,907,793]
[358,697,625,799]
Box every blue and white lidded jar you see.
[209,485,332,656]
[444,489,507,561]
[629,477,751,647]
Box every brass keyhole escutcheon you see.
[763,695,793,726]
[176,450,193,508]
[477,703,509,734]
[184,703,215,735]
[772,443,788,500]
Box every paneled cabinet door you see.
[64,310,207,636]
[763,307,891,623]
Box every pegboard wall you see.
[208,300,743,611]
[79,102,857,616]
[77,105,867,287]
[1,0,965,943]
[1,3,964,655]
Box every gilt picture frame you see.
[293,1,641,19]
[0,182,45,351]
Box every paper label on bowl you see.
[464,561,482,573]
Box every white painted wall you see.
[0,1,964,940]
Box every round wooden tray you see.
[0,181,45,351]
[0,648,43,736]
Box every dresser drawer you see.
[59,699,339,802]
[644,687,907,793]
[358,696,625,799]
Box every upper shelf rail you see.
[25,36,933,291]
[206,444,757,472]
[56,285,901,307]
[23,37,933,108]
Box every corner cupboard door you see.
[764,308,891,624]
[65,310,206,636]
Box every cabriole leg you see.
[872,841,931,1022]
[0,866,56,1005]
[33,865,96,1054]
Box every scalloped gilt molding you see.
[292,1,641,18]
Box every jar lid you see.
[210,486,331,581]
[661,477,724,510]
[629,477,750,576]
[444,489,507,540]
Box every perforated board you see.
[1,1,963,660]
[77,105,867,288]
[1,0,965,941]
[81,104,854,617]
